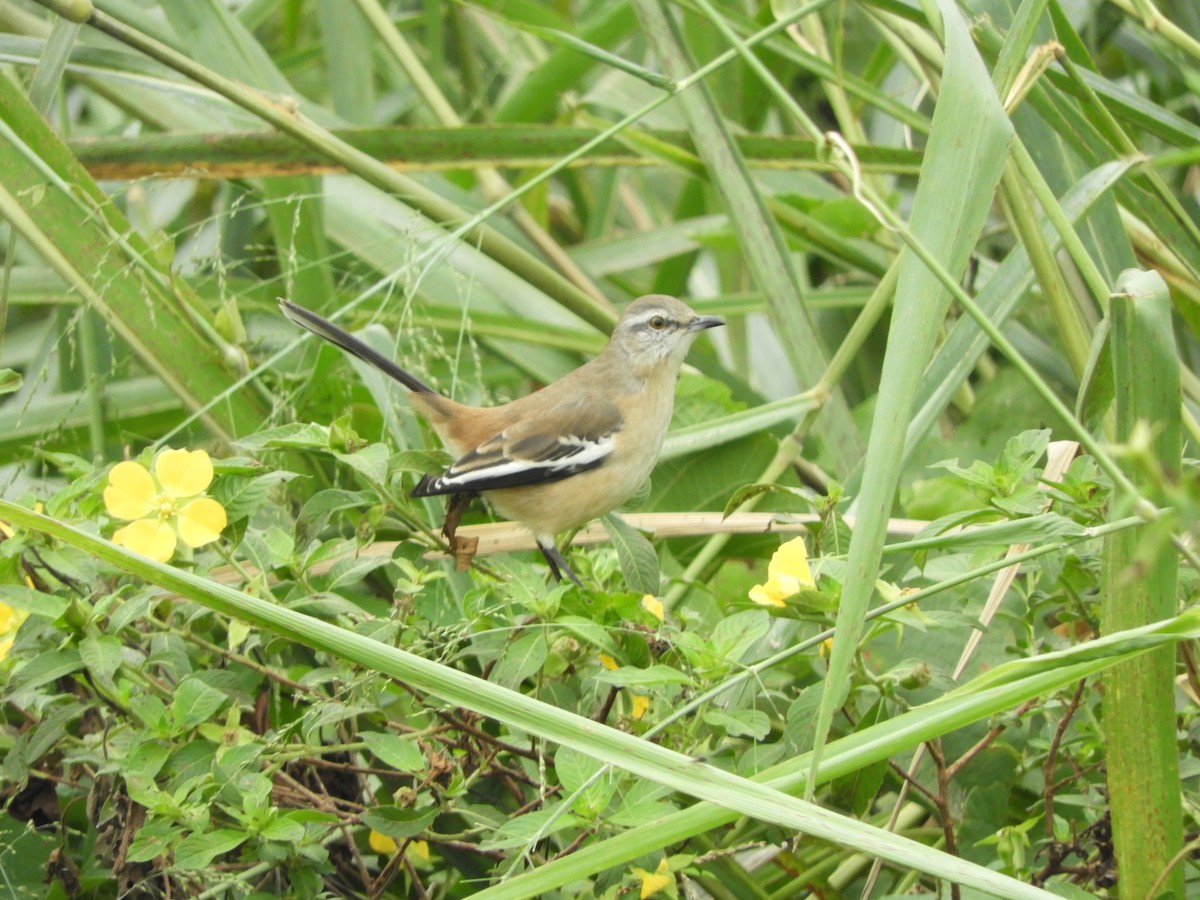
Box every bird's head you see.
[607,294,724,371]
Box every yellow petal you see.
[768,537,813,588]
[599,653,618,671]
[0,602,28,662]
[176,498,227,548]
[113,519,177,562]
[632,859,672,899]
[641,594,664,622]
[368,830,398,854]
[407,839,430,864]
[630,694,650,721]
[104,461,157,520]
[154,448,214,499]
[0,520,12,539]
[748,580,787,607]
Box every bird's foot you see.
[537,540,584,587]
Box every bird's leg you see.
[441,491,478,549]
[536,539,584,587]
[440,491,480,571]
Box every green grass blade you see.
[492,4,639,123]
[0,71,267,441]
[1102,268,1184,898]
[808,0,1014,794]
[630,0,863,468]
[53,0,616,331]
[316,0,375,124]
[904,158,1135,463]
[262,177,335,310]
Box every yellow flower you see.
[104,448,227,562]
[749,537,814,607]
[630,694,650,721]
[0,603,24,632]
[407,839,430,864]
[0,602,29,662]
[631,858,671,898]
[599,653,619,671]
[641,594,664,622]
[368,830,398,854]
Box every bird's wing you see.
[411,399,622,496]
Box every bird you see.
[280,295,724,585]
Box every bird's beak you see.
[688,315,725,332]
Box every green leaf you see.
[0,368,21,395]
[130,694,170,733]
[333,442,390,486]
[210,470,300,521]
[554,745,604,795]
[593,665,693,688]
[479,807,583,851]
[602,514,659,595]
[360,806,437,840]
[492,632,549,689]
[262,525,295,566]
[784,685,823,754]
[124,739,171,781]
[0,584,68,618]
[901,513,1087,552]
[79,633,123,688]
[555,745,615,818]
[361,732,425,773]
[785,194,879,238]
[237,423,331,451]
[703,709,771,740]
[259,815,307,843]
[710,611,772,667]
[126,818,181,864]
[173,829,248,870]
[721,482,817,518]
[556,616,621,656]
[606,779,677,828]
[6,648,83,695]
[831,701,891,816]
[297,489,373,538]
[2,702,84,784]
[327,553,393,590]
[171,676,228,731]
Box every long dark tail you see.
[279,300,438,395]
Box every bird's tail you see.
[279,300,438,395]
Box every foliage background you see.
[1,0,1199,897]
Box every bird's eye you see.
[649,315,667,330]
